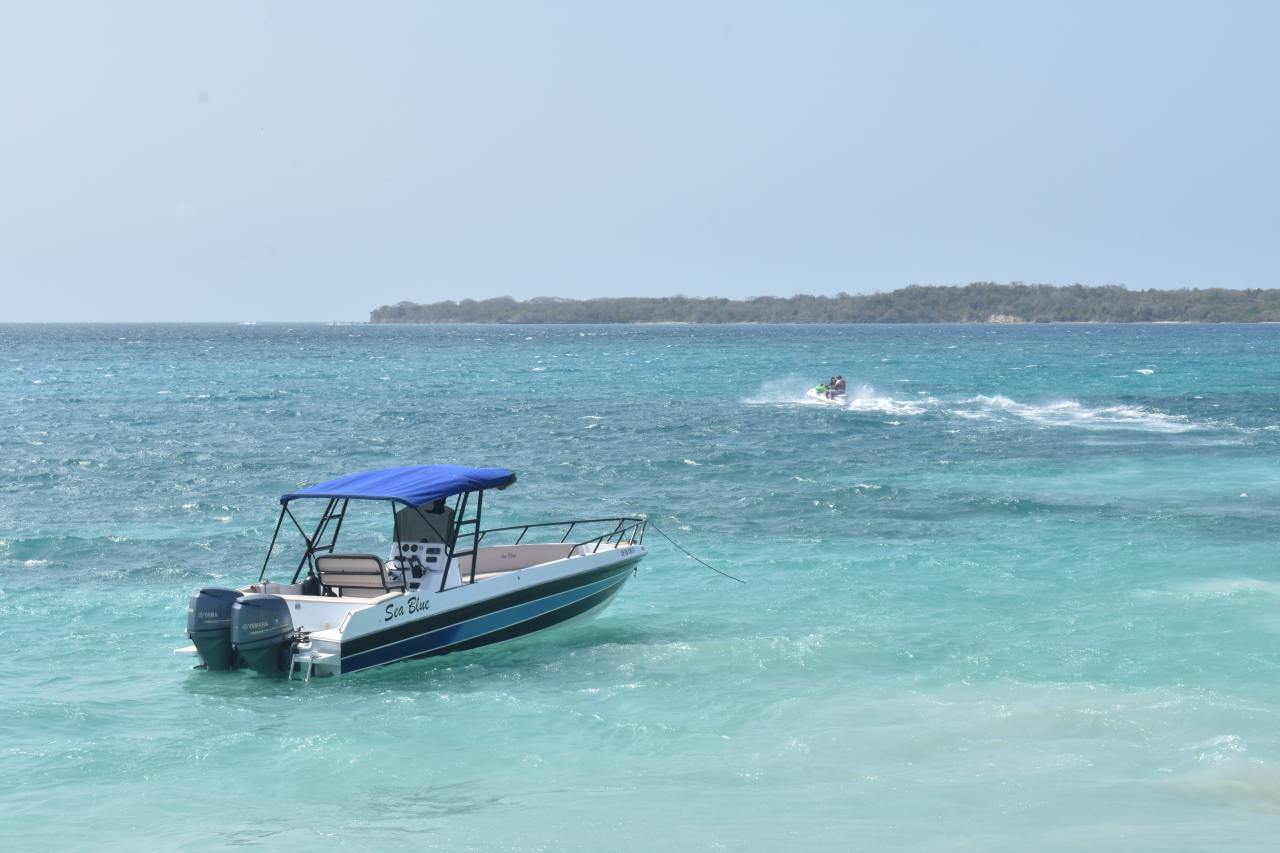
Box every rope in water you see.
[644,519,747,584]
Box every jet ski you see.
[805,387,846,405]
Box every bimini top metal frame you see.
[259,465,516,593]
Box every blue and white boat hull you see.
[333,548,641,674]
[180,542,646,679]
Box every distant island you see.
[371,283,1280,324]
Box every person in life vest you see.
[833,376,846,395]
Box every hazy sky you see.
[2,1,1277,321]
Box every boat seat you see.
[315,554,405,598]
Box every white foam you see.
[1191,734,1247,755]
[955,395,1204,432]
[844,384,929,416]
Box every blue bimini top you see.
[280,464,517,507]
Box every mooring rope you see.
[644,519,747,584]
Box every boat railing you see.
[476,516,647,552]
[570,518,648,554]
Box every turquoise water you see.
[3,323,1280,851]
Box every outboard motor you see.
[187,587,245,670]
[230,594,296,676]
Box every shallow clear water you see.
[3,323,1280,851]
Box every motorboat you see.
[176,464,646,679]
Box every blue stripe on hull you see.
[341,569,631,673]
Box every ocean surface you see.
[3,322,1280,851]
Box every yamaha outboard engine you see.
[230,594,296,676]
[187,587,245,670]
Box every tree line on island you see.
[370,283,1280,324]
